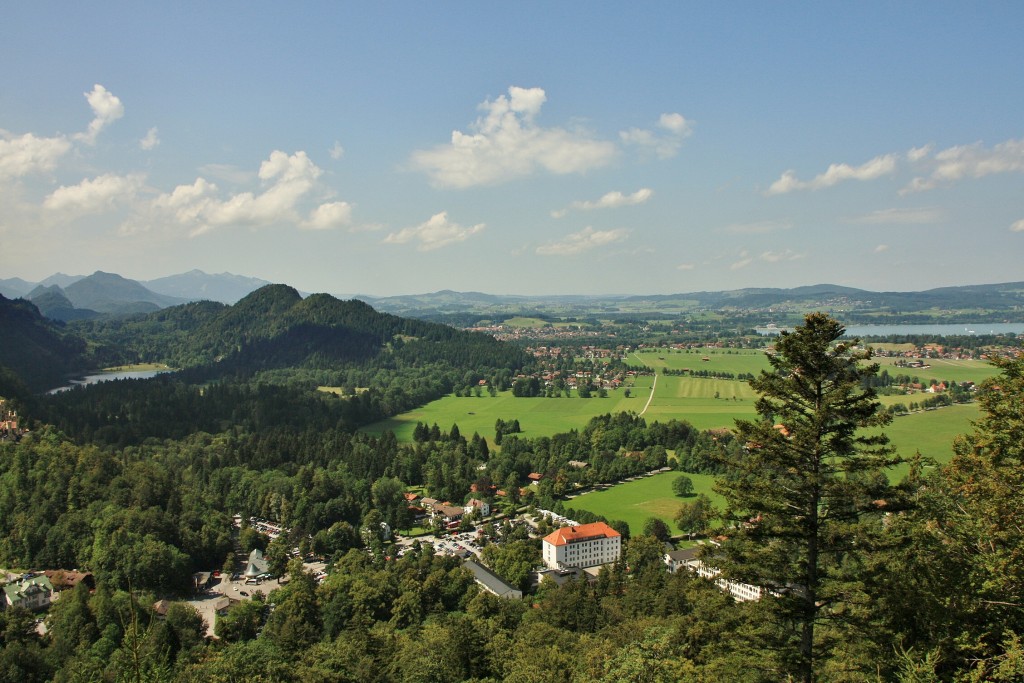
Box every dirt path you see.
[640,372,657,416]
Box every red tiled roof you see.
[542,521,620,547]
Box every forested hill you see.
[68,284,529,380]
[0,294,92,393]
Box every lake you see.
[48,369,169,393]
[757,323,1024,337]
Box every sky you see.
[2,2,1023,297]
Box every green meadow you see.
[873,403,980,478]
[566,471,725,537]
[875,357,1002,385]
[563,402,980,536]
[360,350,992,534]
[640,374,759,430]
[361,378,654,444]
[363,350,994,475]
[627,348,772,374]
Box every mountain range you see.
[0,283,527,393]
[0,270,273,321]
[2,270,1023,323]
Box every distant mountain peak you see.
[143,270,272,304]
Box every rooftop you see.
[542,521,620,547]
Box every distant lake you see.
[757,323,1024,337]
[48,369,169,394]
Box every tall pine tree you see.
[714,312,902,681]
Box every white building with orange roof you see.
[541,521,621,570]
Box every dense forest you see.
[1,301,1022,681]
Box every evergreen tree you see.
[892,355,1024,678]
[714,312,901,682]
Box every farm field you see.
[640,374,758,430]
[363,350,993,471]
[565,402,977,535]
[565,471,724,537]
[361,376,654,443]
[875,357,1002,385]
[627,348,772,375]
[872,402,980,478]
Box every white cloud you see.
[151,177,219,226]
[74,84,124,145]
[729,248,803,269]
[730,252,753,270]
[766,154,897,195]
[565,187,654,213]
[196,151,320,230]
[874,244,889,252]
[303,201,352,230]
[659,113,690,135]
[0,130,72,178]
[1011,219,1024,233]
[620,112,693,159]
[383,211,485,250]
[907,144,934,163]
[151,150,327,237]
[535,226,628,256]
[140,127,160,150]
[902,137,1024,194]
[409,86,618,188]
[759,248,805,263]
[720,219,793,235]
[329,141,345,160]
[43,173,143,214]
[676,262,695,271]
[847,207,944,224]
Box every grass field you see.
[627,348,772,375]
[566,471,724,537]
[563,402,979,535]
[362,349,995,490]
[874,403,979,478]
[875,357,1002,385]
[640,374,759,430]
[361,378,654,443]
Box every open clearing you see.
[566,471,724,537]
[627,348,772,375]
[875,357,1002,385]
[363,352,995,474]
[565,401,979,534]
[362,378,653,443]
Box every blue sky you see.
[3,2,1022,296]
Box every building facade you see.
[542,521,621,570]
[664,544,765,602]
[3,575,54,611]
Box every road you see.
[640,372,657,416]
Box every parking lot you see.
[187,560,327,637]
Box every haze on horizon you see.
[2,3,1022,298]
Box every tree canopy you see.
[715,312,904,681]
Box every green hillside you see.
[0,294,92,392]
